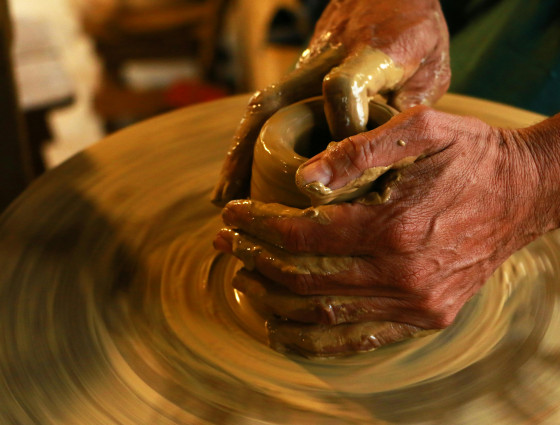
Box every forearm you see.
[516,113,560,233]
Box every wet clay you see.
[297,155,418,206]
[2,95,559,424]
[251,96,398,208]
[322,46,404,141]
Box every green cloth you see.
[443,0,560,115]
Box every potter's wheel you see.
[1,94,559,424]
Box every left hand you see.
[214,106,546,331]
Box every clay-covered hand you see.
[231,267,424,356]
[215,106,554,331]
[211,0,450,205]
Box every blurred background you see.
[7,0,324,173]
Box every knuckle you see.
[325,133,373,177]
[412,290,458,329]
[429,308,457,329]
[438,63,452,90]
[284,272,318,295]
[312,299,339,325]
[409,104,435,125]
[391,105,438,139]
[342,135,368,171]
[278,221,310,253]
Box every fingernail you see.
[222,200,251,226]
[213,229,233,253]
[298,159,332,186]
[222,205,235,226]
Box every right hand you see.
[211,0,451,205]
[214,107,560,355]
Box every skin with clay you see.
[233,268,425,357]
[213,0,560,355]
[211,0,450,204]
[298,153,419,206]
[233,96,418,356]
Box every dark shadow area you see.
[0,0,36,212]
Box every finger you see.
[216,226,358,288]
[390,50,451,111]
[211,47,345,206]
[213,228,233,254]
[322,46,404,141]
[221,199,377,256]
[219,228,462,330]
[268,318,424,358]
[296,106,457,204]
[215,227,404,297]
[233,268,420,325]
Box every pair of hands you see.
[212,0,557,350]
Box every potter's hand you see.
[231,268,424,356]
[215,106,554,330]
[211,0,450,205]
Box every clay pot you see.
[250,96,397,208]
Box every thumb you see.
[295,106,454,205]
[323,46,404,141]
